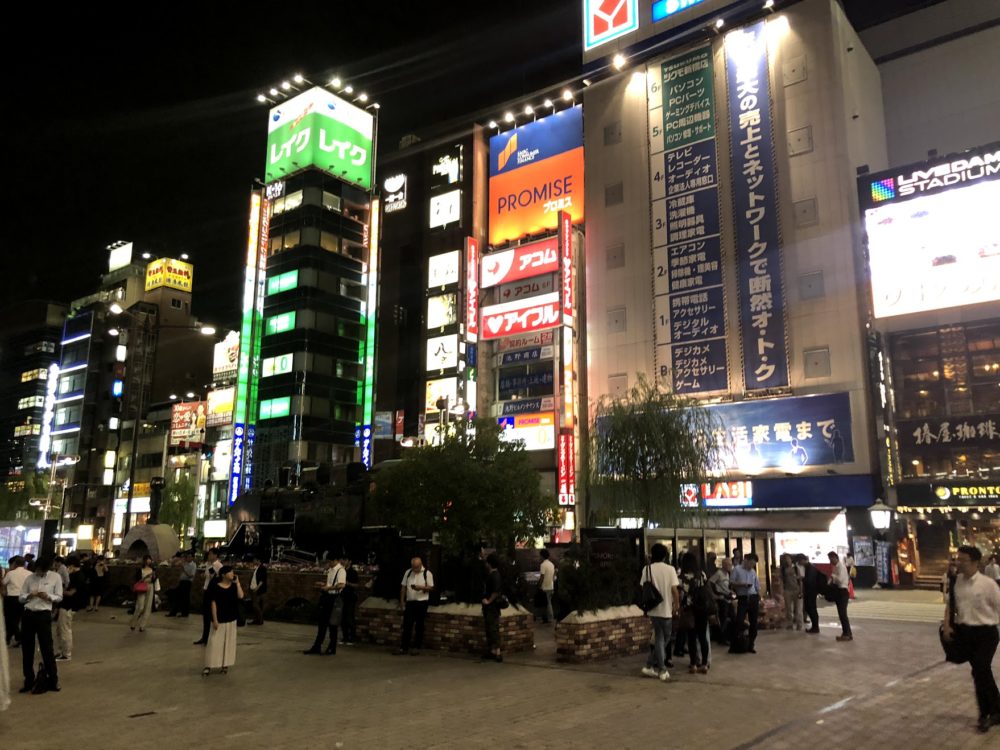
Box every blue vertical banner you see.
[726,21,789,390]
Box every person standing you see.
[780,554,803,630]
[538,549,556,625]
[678,551,711,674]
[481,554,505,662]
[202,566,243,676]
[984,555,1000,588]
[55,556,86,661]
[194,548,222,645]
[18,556,62,693]
[248,554,268,626]
[943,545,1000,733]
[640,543,680,681]
[395,556,434,656]
[710,558,735,644]
[341,558,359,645]
[828,551,853,642]
[87,555,108,612]
[303,556,346,655]
[4,556,30,647]
[130,555,157,633]
[0,582,8,710]
[168,553,196,618]
[731,552,761,653]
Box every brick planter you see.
[357,599,534,654]
[555,606,651,663]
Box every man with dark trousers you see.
[395,556,434,655]
[193,548,222,645]
[248,553,268,625]
[797,555,822,633]
[731,552,761,653]
[18,555,62,692]
[303,555,346,655]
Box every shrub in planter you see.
[556,540,642,616]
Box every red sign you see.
[170,401,207,447]
[558,431,576,506]
[481,236,559,288]
[465,237,479,342]
[559,211,574,322]
[394,410,405,441]
[480,293,561,341]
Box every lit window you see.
[265,312,296,336]
[20,368,46,383]
[267,270,299,296]
[262,353,294,377]
[259,396,291,420]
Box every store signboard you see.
[481,236,559,288]
[499,396,556,416]
[428,250,461,288]
[465,237,479,341]
[480,293,561,341]
[427,293,459,329]
[206,387,234,427]
[425,377,458,413]
[145,258,194,292]
[498,412,556,451]
[499,345,554,366]
[558,431,577,506]
[213,331,240,378]
[497,330,555,353]
[426,334,459,371]
[374,411,394,440]
[170,401,206,447]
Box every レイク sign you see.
[480,293,561,340]
[481,236,559,288]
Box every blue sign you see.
[499,346,553,366]
[664,237,723,294]
[707,392,854,470]
[669,286,725,343]
[229,423,245,505]
[467,343,477,368]
[727,21,789,390]
[664,140,717,195]
[652,0,706,23]
[360,424,373,468]
[489,106,583,178]
[671,339,728,393]
[498,369,555,399]
[699,475,875,509]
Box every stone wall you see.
[555,607,651,663]
[357,600,534,654]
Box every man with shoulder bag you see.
[944,545,1000,733]
[639,544,680,682]
[303,555,346,655]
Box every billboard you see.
[426,334,459,371]
[108,242,133,272]
[583,0,639,52]
[427,293,458,329]
[265,86,374,189]
[425,377,458,412]
[497,330,555,353]
[206,387,234,427]
[481,236,559,288]
[480,293,561,341]
[170,401,207,447]
[860,143,1000,318]
[145,258,194,292]
[428,250,460,288]
[488,107,584,245]
[498,412,556,451]
[213,331,240,379]
[558,431,577,506]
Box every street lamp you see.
[869,499,893,531]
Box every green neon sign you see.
[267,270,299,296]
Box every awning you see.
[697,509,841,532]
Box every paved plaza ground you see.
[1,590,997,749]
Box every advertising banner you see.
[394,410,405,441]
[465,237,479,341]
[426,334,459,371]
[481,236,559,288]
[427,293,458,329]
[498,275,556,303]
[265,86,374,189]
[170,401,207,447]
[648,45,728,394]
[424,377,458,412]
[707,392,853,471]
[480,293,561,341]
[213,331,240,378]
[558,430,577,506]
[498,412,556,451]
[497,330,555,353]
[428,250,461,288]
[206,387,234,427]
[489,107,584,245]
[727,21,789,390]
[145,258,194,293]
[898,414,1000,453]
[500,396,556,416]
[498,368,555,399]
[499,345,555,366]
[373,411,393,440]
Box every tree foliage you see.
[590,374,726,526]
[158,474,196,539]
[0,473,47,521]
[373,417,557,555]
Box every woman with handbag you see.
[130,556,157,632]
[678,552,711,674]
[203,566,243,676]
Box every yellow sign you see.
[145,258,194,292]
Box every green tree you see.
[590,374,726,527]
[0,473,47,521]
[374,417,557,555]
[158,473,196,539]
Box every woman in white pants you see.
[130,556,157,632]
[203,566,243,676]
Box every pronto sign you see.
[488,107,584,246]
[265,86,374,189]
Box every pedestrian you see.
[87,554,108,612]
[986,555,1000,588]
[55,556,86,661]
[23,553,36,572]
[827,551,853,641]
[168,553,196,617]
[4,556,30,647]
[194,548,223,645]
[481,553,505,662]
[797,555,822,633]
[943,545,1000,733]
[303,555,346,655]
[17,555,62,693]
[202,565,243,676]
[248,553,268,625]
[710,557,735,644]
[54,556,70,589]
[538,548,556,624]
[780,553,803,630]
[678,551,712,674]
[845,552,857,600]
[341,557,359,645]
[640,543,680,681]
[731,552,761,653]
[130,555,157,632]
[395,556,434,655]
[0,583,8,711]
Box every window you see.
[267,270,299,296]
[322,191,342,213]
[265,312,296,336]
[20,368,47,383]
[262,353,294,377]
[25,341,56,355]
[606,242,625,269]
[605,183,624,207]
[259,397,291,420]
[803,347,831,378]
[170,298,182,309]
[18,396,44,410]
[58,373,84,394]
[607,307,627,333]
[272,189,303,215]
[603,121,622,146]
[55,405,82,426]
[320,231,340,253]
[14,424,41,437]
[799,271,825,301]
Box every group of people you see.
[640,546,855,682]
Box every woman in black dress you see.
[203,566,243,676]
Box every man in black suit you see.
[249,553,268,625]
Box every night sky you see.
[1,0,935,331]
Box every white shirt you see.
[953,572,1000,626]
[250,565,263,591]
[985,562,1000,582]
[4,566,31,597]
[830,559,850,590]
[539,559,556,592]
[19,571,63,612]
[326,564,345,593]
[402,568,434,602]
[640,562,679,619]
[203,559,222,590]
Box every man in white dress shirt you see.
[944,545,1000,733]
[18,556,63,693]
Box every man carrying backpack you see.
[395,556,434,656]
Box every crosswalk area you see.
[832,598,944,623]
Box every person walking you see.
[538,549,556,625]
[303,556,346,655]
[481,553,505,663]
[4,556,30,647]
[248,554,268,626]
[943,545,1000,733]
[732,552,761,653]
[780,553,803,630]
[828,551,853,641]
[168,553,196,618]
[798,555,822,633]
[87,555,108,612]
[395,556,434,656]
[678,551,711,674]
[130,555,157,632]
[194,548,223,645]
[18,556,62,693]
[55,556,86,661]
[203,566,244,676]
[640,543,680,681]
